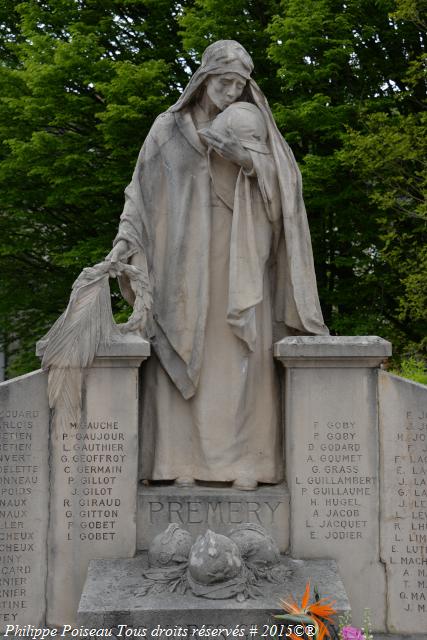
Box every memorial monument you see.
[0,39,426,636]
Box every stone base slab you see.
[137,482,290,552]
[78,554,350,629]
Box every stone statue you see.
[107,40,328,490]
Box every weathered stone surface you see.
[96,333,150,360]
[148,523,192,568]
[0,370,49,630]
[275,335,392,366]
[142,524,284,601]
[137,483,290,552]
[276,336,389,630]
[229,523,280,569]
[379,371,427,634]
[47,337,149,627]
[78,553,350,629]
[188,530,242,586]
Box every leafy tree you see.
[0,0,190,376]
[338,0,426,356]
[179,0,282,100]
[180,0,426,358]
[1,0,425,377]
[341,110,426,353]
[265,0,426,353]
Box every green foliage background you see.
[0,0,425,378]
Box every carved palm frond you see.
[36,260,152,428]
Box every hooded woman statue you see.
[108,40,329,490]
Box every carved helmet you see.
[229,523,280,568]
[147,523,192,567]
[188,529,243,585]
[210,101,269,154]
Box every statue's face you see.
[205,73,246,111]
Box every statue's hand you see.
[198,127,253,173]
[106,239,129,264]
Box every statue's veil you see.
[167,39,327,335]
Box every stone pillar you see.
[379,371,427,634]
[275,336,391,630]
[47,335,149,627]
[0,370,49,630]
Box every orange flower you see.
[277,581,337,640]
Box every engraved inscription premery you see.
[148,499,281,526]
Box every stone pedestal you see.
[47,335,149,627]
[275,336,391,630]
[78,554,350,630]
[137,483,290,552]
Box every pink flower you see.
[342,627,364,640]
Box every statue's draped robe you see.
[115,102,327,483]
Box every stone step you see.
[78,554,349,630]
